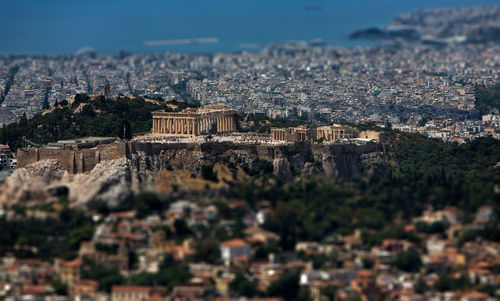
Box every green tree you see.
[322,285,338,301]
[194,240,220,263]
[174,219,192,239]
[267,271,300,300]
[51,281,67,295]
[229,272,258,297]
[129,254,191,290]
[69,223,94,249]
[86,264,124,292]
[394,247,422,272]
[201,165,218,182]
[134,191,165,218]
[414,278,428,294]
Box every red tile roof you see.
[112,285,152,293]
[16,259,44,266]
[62,258,83,267]
[461,291,488,298]
[221,238,249,248]
[22,285,48,296]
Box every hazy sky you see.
[1,0,498,54]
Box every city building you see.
[220,239,252,265]
[57,258,82,295]
[111,285,152,301]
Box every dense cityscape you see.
[0,3,499,301]
[0,41,499,143]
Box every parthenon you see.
[152,104,237,136]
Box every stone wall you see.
[18,141,388,178]
[17,143,128,173]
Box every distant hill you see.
[349,6,500,45]
[0,94,195,151]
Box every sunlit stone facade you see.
[152,104,237,136]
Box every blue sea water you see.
[1,0,499,55]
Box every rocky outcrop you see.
[0,142,396,208]
[0,160,66,207]
[273,158,293,182]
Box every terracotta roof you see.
[404,224,416,232]
[221,238,249,248]
[112,285,152,293]
[461,291,488,298]
[16,259,44,266]
[80,241,95,247]
[62,258,83,267]
[358,270,372,277]
[230,201,245,208]
[110,211,136,218]
[22,285,48,296]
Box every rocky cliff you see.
[0,142,396,208]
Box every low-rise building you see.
[111,285,152,301]
[220,239,252,265]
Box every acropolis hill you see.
[17,103,381,173]
[17,139,388,176]
[8,139,393,207]
[8,103,389,206]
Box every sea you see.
[1,0,499,55]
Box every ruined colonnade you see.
[152,105,237,136]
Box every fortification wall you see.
[18,141,383,175]
[17,143,128,173]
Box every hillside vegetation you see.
[475,84,500,115]
[0,94,195,151]
[235,132,500,250]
